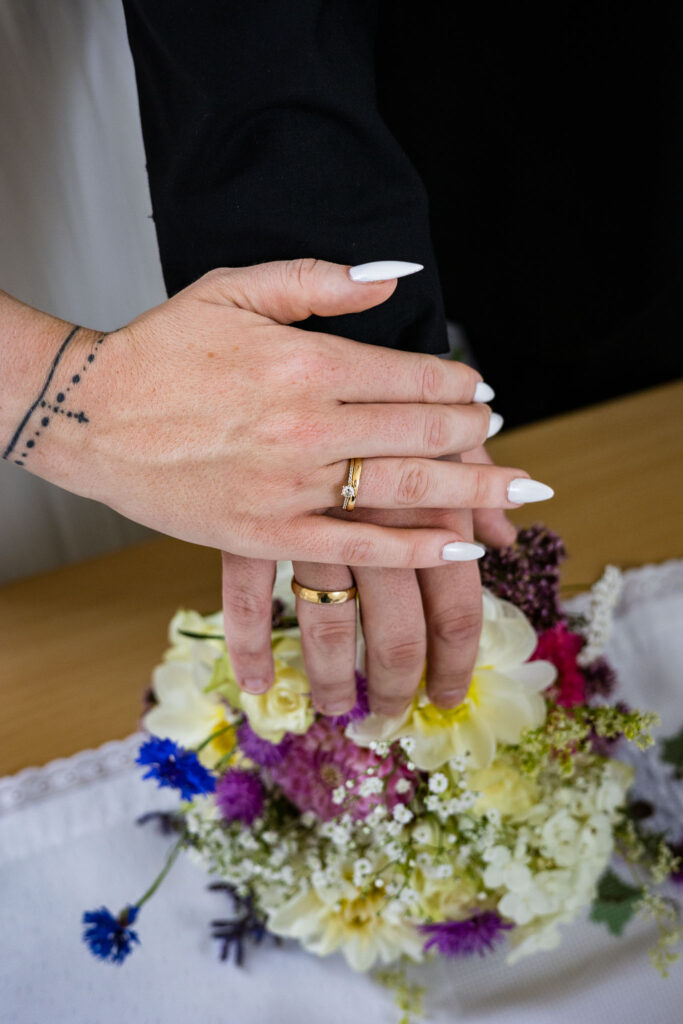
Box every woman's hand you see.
[6,258,526,568]
[220,451,554,714]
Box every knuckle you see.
[471,467,493,508]
[398,536,424,569]
[282,338,325,381]
[422,409,449,453]
[305,619,356,649]
[418,358,445,403]
[222,587,272,627]
[287,410,328,447]
[375,637,425,675]
[396,461,431,506]
[289,257,320,291]
[199,266,226,288]
[432,608,482,648]
[340,535,377,566]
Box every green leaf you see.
[590,898,638,936]
[661,725,683,778]
[590,869,643,936]
[204,654,238,696]
[178,628,226,640]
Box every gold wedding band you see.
[341,457,363,510]
[291,579,357,605]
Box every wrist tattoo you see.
[3,326,107,466]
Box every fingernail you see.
[372,705,409,719]
[507,478,555,504]
[322,702,355,716]
[349,260,424,283]
[441,541,486,562]
[473,381,495,403]
[241,678,270,694]
[486,412,504,439]
[430,690,467,709]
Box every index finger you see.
[303,332,488,405]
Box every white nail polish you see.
[507,478,555,504]
[486,412,504,439]
[441,541,486,561]
[473,382,495,403]
[349,260,424,283]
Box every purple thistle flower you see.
[582,656,618,701]
[82,905,140,964]
[236,720,291,767]
[215,769,265,825]
[480,523,566,631]
[329,671,370,726]
[419,912,512,957]
[136,736,216,801]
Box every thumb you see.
[201,257,419,324]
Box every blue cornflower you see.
[82,905,140,964]
[136,736,216,800]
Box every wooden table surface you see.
[2,380,681,777]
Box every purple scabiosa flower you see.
[420,912,512,957]
[480,523,566,631]
[215,769,265,825]
[82,905,140,964]
[329,671,370,726]
[136,736,216,801]
[236,720,291,767]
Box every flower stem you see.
[133,833,186,910]
[195,724,233,753]
[214,745,238,772]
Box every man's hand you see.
[220,447,552,712]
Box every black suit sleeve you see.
[122,0,449,355]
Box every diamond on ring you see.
[341,458,363,511]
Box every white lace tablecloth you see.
[2,562,683,1024]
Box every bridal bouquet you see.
[83,527,681,1018]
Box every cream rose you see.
[207,633,313,743]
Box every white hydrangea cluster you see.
[179,745,634,972]
[484,759,633,962]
